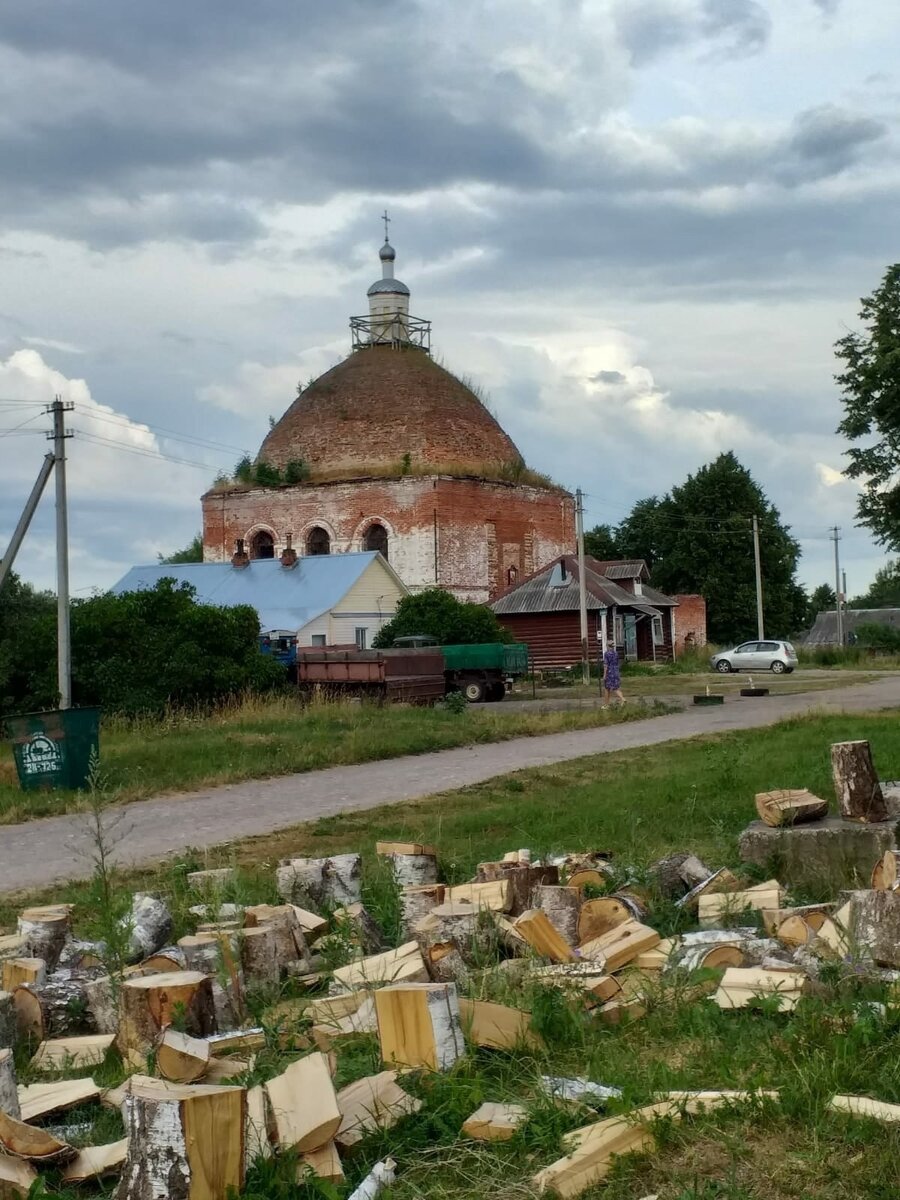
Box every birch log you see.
[374,982,465,1072]
[124,895,174,964]
[831,741,889,823]
[474,861,559,916]
[14,972,99,1041]
[535,885,581,946]
[275,854,362,909]
[117,972,216,1057]
[399,885,446,939]
[177,935,245,1029]
[16,907,71,971]
[0,991,14,1050]
[377,842,439,888]
[0,1047,19,1118]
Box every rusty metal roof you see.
[589,559,650,581]
[804,607,900,646]
[491,554,672,615]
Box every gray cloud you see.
[591,370,628,384]
[614,0,770,64]
[812,0,841,13]
[781,104,887,181]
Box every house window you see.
[311,634,327,647]
[652,615,664,645]
[355,627,368,650]
[249,530,274,559]
[306,527,330,555]
[363,523,388,559]
[507,565,518,586]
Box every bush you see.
[373,588,513,648]
[855,622,900,652]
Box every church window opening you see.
[363,522,388,559]
[249,530,275,559]
[507,565,518,586]
[306,527,331,556]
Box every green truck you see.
[391,636,529,702]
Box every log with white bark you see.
[187,867,237,891]
[124,894,174,964]
[648,852,705,899]
[14,971,99,1041]
[474,860,559,916]
[0,991,14,1051]
[413,901,496,982]
[376,842,439,888]
[83,974,120,1035]
[57,939,106,970]
[399,884,446,939]
[115,1076,245,1200]
[116,971,216,1058]
[577,897,631,945]
[0,936,26,962]
[0,1047,19,1118]
[831,740,889,823]
[275,854,362,909]
[374,982,465,1071]
[534,885,581,946]
[139,946,187,973]
[347,1157,397,1200]
[847,889,900,967]
[677,944,745,972]
[178,933,245,1029]
[16,906,71,972]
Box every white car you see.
[710,640,798,674]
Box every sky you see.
[1,0,898,601]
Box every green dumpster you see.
[5,707,100,791]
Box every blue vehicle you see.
[259,630,298,670]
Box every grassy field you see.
[6,709,900,1200]
[512,669,878,701]
[0,693,668,825]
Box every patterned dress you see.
[603,648,621,689]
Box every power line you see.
[73,428,230,473]
[81,407,251,457]
[0,411,45,438]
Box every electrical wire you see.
[82,407,251,457]
[73,428,230,473]
[0,411,45,438]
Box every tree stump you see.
[474,861,559,916]
[117,971,216,1058]
[0,991,15,1051]
[275,854,362,909]
[16,907,71,971]
[14,972,99,1041]
[399,885,446,939]
[115,1075,245,1200]
[125,895,174,964]
[831,741,889,823]
[413,902,494,982]
[0,1047,19,1118]
[534,885,581,946]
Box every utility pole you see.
[575,488,590,687]
[831,526,843,647]
[50,397,74,710]
[752,515,764,640]
[0,452,55,591]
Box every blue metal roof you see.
[111,553,384,633]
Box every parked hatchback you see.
[710,640,798,674]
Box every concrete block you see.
[738,816,899,893]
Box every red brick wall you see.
[202,475,575,604]
[673,594,707,653]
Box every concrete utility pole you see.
[51,397,73,710]
[0,452,55,591]
[752,515,764,640]
[831,526,843,647]
[575,487,590,686]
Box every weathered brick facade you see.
[202,474,575,603]
[672,593,708,652]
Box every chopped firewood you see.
[828,1094,900,1123]
[156,1029,211,1083]
[116,971,216,1057]
[697,881,782,926]
[872,850,900,891]
[2,960,45,992]
[125,894,174,963]
[377,843,439,888]
[595,994,647,1025]
[139,947,187,972]
[678,943,745,971]
[305,990,370,1024]
[532,964,622,1008]
[661,1089,779,1110]
[275,854,362,909]
[300,1141,345,1184]
[675,867,741,912]
[533,1114,654,1197]
[713,967,807,1011]
[30,1034,115,1073]
[0,1108,75,1165]
[579,921,661,972]
[347,1157,396,1200]
[535,885,581,945]
[0,1155,37,1196]
[117,1076,245,1200]
[754,789,829,827]
[0,1048,19,1119]
[635,941,675,971]
[493,913,529,955]
[245,1085,273,1162]
[286,905,329,942]
[331,941,429,991]
[311,996,377,1044]
[18,1078,100,1122]
[60,1138,129,1183]
[335,1070,422,1149]
[813,915,849,957]
[458,997,543,1050]
[514,909,577,963]
[203,1054,255,1084]
[0,937,26,962]
[265,1052,341,1153]
[577,897,631,944]
[332,902,384,954]
[539,1076,622,1106]
[187,867,237,890]
[399,884,446,939]
[831,740,889,822]
[376,840,437,857]
[445,879,512,912]
[777,916,817,948]
[374,981,465,1071]
[462,1101,528,1141]
[475,860,560,916]
[207,1028,266,1057]
[762,904,833,935]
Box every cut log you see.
[535,886,581,946]
[16,907,70,971]
[13,972,98,1041]
[514,909,577,963]
[579,921,661,973]
[187,867,237,891]
[264,1052,341,1153]
[375,840,437,857]
[116,970,216,1057]
[347,1157,396,1200]
[697,881,782,927]
[814,916,849,957]
[334,1070,421,1149]
[577,898,631,945]
[533,1115,654,1197]
[0,1109,75,1165]
[0,1156,36,1197]
[125,894,174,964]
[204,1055,254,1084]
[331,942,429,991]
[374,981,465,1071]
[565,869,608,891]
[445,879,512,912]
[18,1078,100,1122]
[156,1029,211,1083]
[458,997,542,1050]
[413,901,491,983]
[0,937,26,963]
[475,861,560,915]
[377,843,439,888]
[83,974,120,1036]
[0,993,14,1052]
[399,884,446,939]
[539,1076,622,1106]
[872,850,900,891]
[677,944,745,972]
[300,1142,344,1185]
[60,1138,129,1184]
[532,965,621,1009]
[332,902,384,954]
[831,740,889,823]
[242,905,309,974]
[286,906,329,942]
[777,916,816,948]
[311,996,377,1044]
[116,1075,245,1200]
[30,1033,114,1073]
[0,1048,19,1118]
[828,1094,900,1123]
[675,867,741,911]
[754,789,829,828]
[713,967,806,1011]
[2,960,45,992]
[847,889,900,966]
[275,854,362,908]
[462,1101,528,1141]
[139,947,187,973]
[207,1028,266,1057]
[245,1085,272,1163]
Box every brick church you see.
[201,231,575,602]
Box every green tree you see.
[373,588,512,648]
[836,264,900,548]
[583,524,620,561]
[0,570,55,714]
[615,497,668,570]
[851,559,900,608]
[806,583,836,626]
[158,533,203,564]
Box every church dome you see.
[367,277,410,297]
[379,240,396,262]
[257,346,524,480]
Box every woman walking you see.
[602,641,625,707]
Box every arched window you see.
[363,523,389,560]
[306,526,331,556]
[507,565,518,586]
[249,530,275,559]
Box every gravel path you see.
[4,674,900,894]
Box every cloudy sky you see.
[1,0,897,600]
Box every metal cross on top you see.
[382,209,391,241]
